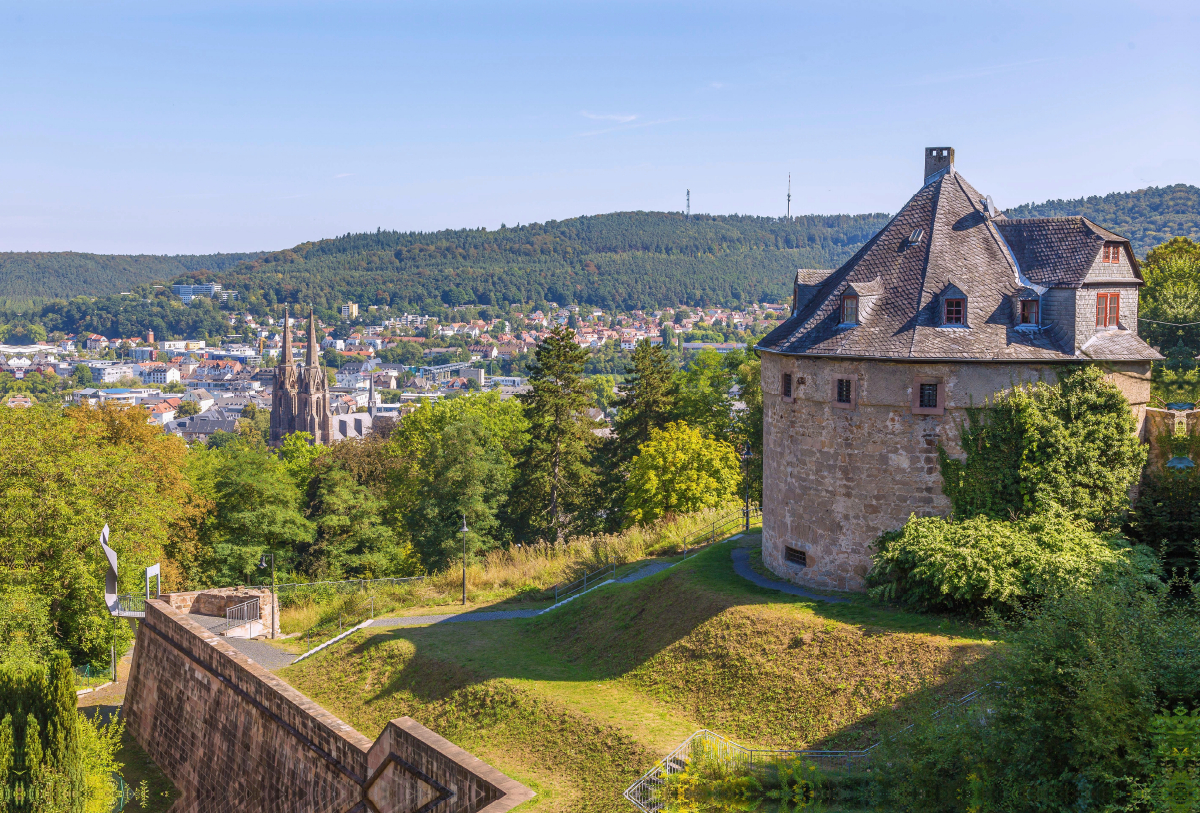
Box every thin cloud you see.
[576,117,683,137]
[580,111,637,123]
[709,82,727,89]
[334,173,354,178]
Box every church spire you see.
[306,307,320,366]
[282,306,293,363]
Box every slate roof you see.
[759,168,1161,363]
[993,217,1137,288]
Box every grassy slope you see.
[282,534,992,812]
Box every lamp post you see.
[741,444,752,532]
[259,552,276,639]
[461,514,469,606]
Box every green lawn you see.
[282,534,994,813]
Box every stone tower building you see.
[270,307,333,446]
[756,147,1161,592]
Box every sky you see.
[1,0,1197,255]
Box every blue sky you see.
[1,0,1196,254]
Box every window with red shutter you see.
[1096,294,1107,327]
[1107,292,1119,327]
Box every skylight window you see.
[908,228,924,244]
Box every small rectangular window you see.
[919,383,938,409]
[836,378,853,404]
[784,547,807,567]
[1103,243,1122,264]
[944,298,965,325]
[1096,293,1120,328]
[842,295,859,325]
[1020,300,1039,325]
[781,372,793,399]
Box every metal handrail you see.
[553,563,616,603]
[679,506,762,560]
[623,683,994,811]
[212,598,260,635]
[114,594,147,615]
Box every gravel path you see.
[224,637,300,670]
[730,548,849,603]
[369,609,542,627]
[616,561,676,583]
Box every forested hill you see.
[0,250,264,304]
[1003,184,1200,256]
[4,184,1197,310]
[192,212,890,312]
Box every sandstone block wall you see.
[166,586,279,637]
[124,599,533,813]
[760,353,1153,592]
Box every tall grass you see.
[280,503,749,637]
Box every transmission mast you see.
[787,173,792,219]
[686,189,690,219]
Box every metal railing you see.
[274,575,425,607]
[212,598,260,635]
[114,594,147,616]
[552,563,616,604]
[623,683,993,812]
[679,506,761,560]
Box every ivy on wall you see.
[938,366,1147,532]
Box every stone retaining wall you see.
[124,598,533,813]
[165,586,279,637]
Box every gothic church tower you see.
[270,306,334,445]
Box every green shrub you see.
[939,366,1146,531]
[873,582,1166,813]
[867,509,1162,615]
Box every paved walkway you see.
[370,609,542,627]
[616,561,676,583]
[730,548,850,603]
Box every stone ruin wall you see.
[760,353,1153,592]
[123,597,534,813]
[164,585,280,637]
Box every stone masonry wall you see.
[165,586,279,637]
[760,353,1153,592]
[123,599,533,813]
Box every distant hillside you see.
[1003,184,1200,257]
[196,212,890,312]
[0,251,265,304]
[4,184,1198,310]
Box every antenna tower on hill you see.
[787,173,792,219]
[686,189,690,218]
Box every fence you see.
[274,575,425,608]
[74,664,105,693]
[114,594,147,616]
[679,506,761,560]
[211,598,260,635]
[552,563,616,603]
[623,683,993,812]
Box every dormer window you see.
[841,295,859,325]
[1020,300,1039,326]
[1096,293,1120,328]
[943,298,965,325]
[1102,243,1122,264]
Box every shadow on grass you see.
[283,534,994,754]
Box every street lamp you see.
[461,514,469,606]
[259,552,276,639]
[741,445,753,532]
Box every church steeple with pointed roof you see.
[270,306,333,446]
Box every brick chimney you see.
[924,147,954,184]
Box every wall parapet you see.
[124,598,533,813]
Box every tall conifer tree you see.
[510,326,596,544]
[614,339,677,462]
